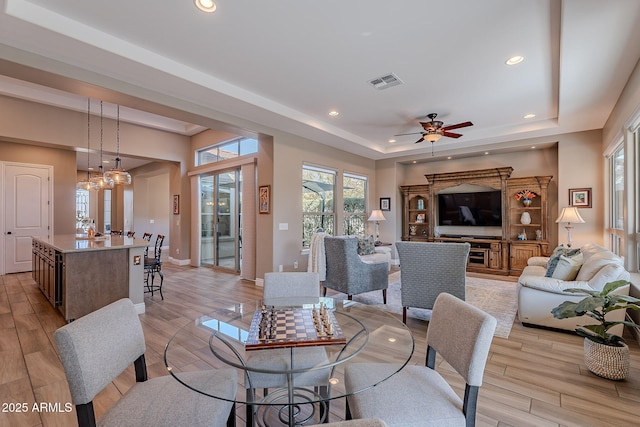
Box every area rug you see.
[332,271,518,339]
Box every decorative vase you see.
[584,339,630,380]
[522,197,532,207]
[520,212,531,225]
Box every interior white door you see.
[4,163,52,274]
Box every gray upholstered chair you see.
[263,271,322,305]
[246,272,330,425]
[54,298,238,427]
[311,420,388,426]
[323,236,388,303]
[344,293,497,427]
[395,241,470,323]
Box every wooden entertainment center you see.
[400,167,552,276]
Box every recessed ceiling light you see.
[195,0,217,13]
[523,113,536,119]
[412,161,417,164]
[447,156,452,160]
[484,152,489,155]
[388,139,396,143]
[531,146,536,149]
[328,110,339,117]
[506,55,524,65]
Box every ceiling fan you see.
[396,113,473,144]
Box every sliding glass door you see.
[200,170,242,272]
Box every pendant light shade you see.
[104,105,131,185]
[90,100,114,189]
[77,98,99,191]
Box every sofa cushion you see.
[357,235,376,255]
[551,253,583,281]
[545,247,581,277]
[575,251,624,282]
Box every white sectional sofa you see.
[517,243,630,333]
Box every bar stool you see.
[126,231,135,238]
[144,234,164,300]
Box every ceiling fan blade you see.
[442,131,463,139]
[414,137,425,144]
[394,131,423,136]
[442,121,473,131]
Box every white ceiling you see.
[2,0,640,162]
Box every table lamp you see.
[555,207,585,247]
[368,209,386,244]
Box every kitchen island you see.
[32,234,148,321]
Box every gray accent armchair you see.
[395,241,470,323]
[323,236,388,303]
[345,293,497,427]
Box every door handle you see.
[6,231,12,235]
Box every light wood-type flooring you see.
[1,263,639,427]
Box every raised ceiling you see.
[1,0,640,160]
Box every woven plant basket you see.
[584,339,630,380]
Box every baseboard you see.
[168,257,191,266]
[134,302,146,314]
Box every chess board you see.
[245,307,347,351]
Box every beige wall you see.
[272,133,376,273]
[1,140,76,234]
[0,96,193,260]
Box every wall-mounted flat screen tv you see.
[437,191,502,226]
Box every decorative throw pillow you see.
[357,235,376,255]
[545,246,581,277]
[551,253,584,281]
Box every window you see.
[302,165,335,248]
[343,173,367,236]
[608,144,625,256]
[75,189,90,230]
[196,137,258,166]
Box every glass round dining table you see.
[164,297,415,427]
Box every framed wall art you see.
[380,197,390,211]
[569,188,591,208]
[173,195,180,215]
[259,185,271,214]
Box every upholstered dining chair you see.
[323,236,388,303]
[344,293,497,427]
[144,234,164,299]
[395,241,470,323]
[245,272,331,425]
[54,298,238,427]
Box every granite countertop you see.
[33,234,150,253]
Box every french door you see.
[200,170,242,272]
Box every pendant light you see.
[77,98,99,191]
[90,100,114,189]
[104,105,132,185]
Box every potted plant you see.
[551,280,640,380]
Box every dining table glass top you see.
[164,297,415,406]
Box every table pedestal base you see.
[253,387,328,427]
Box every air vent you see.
[368,73,403,90]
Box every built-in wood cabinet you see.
[399,167,553,276]
[400,185,430,241]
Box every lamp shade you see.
[368,210,386,222]
[555,207,585,224]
